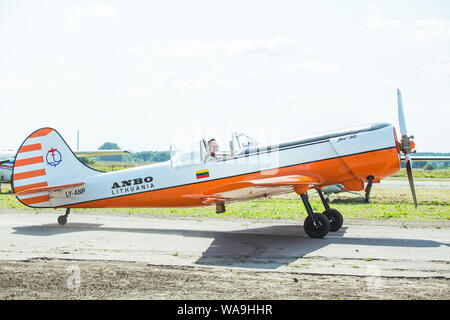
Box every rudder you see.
[12,128,99,207]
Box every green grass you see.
[2,177,449,221]
[1,188,449,221]
[393,168,450,179]
[0,194,27,209]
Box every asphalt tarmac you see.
[1,212,449,278]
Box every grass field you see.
[1,183,449,222]
[393,168,450,179]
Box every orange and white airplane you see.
[11,89,417,238]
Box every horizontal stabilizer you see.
[15,182,85,196]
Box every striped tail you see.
[12,128,99,208]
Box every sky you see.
[1,0,449,152]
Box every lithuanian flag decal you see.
[196,169,210,179]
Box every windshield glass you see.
[234,133,258,152]
[170,144,202,167]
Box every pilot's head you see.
[208,139,219,154]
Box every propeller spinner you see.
[397,89,417,208]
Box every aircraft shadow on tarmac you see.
[12,223,448,270]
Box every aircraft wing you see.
[74,150,131,157]
[15,182,85,196]
[184,175,320,203]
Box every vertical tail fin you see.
[12,128,99,207]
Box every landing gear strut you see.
[216,202,226,214]
[58,208,70,225]
[364,176,374,203]
[316,188,344,232]
[300,193,330,238]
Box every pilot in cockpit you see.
[204,139,219,163]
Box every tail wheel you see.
[322,209,343,232]
[57,215,67,225]
[303,213,330,238]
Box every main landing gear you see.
[316,188,344,232]
[300,189,344,238]
[364,176,374,203]
[57,208,70,226]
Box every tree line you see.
[79,142,170,165]
[403,152,450,170]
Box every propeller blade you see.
[397,88,408,137]
[404,153,417,208]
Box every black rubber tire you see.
[57,215,67,226]
[303,213,330,238]
[323,208,343,232]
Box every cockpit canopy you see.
[170,132,258,167]
[231,132,258,153]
